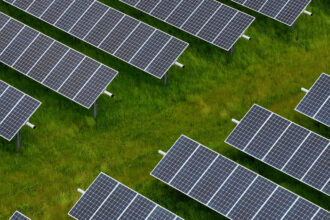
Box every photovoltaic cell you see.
[41,0,74,25]
[26,0,54,17]
[117,195,155,219]
[0,26,38,66]
[13,34,53,74]
[0,80,41,141]
[188,156,237,204]
[231,0,312,26]
[68,172,181,219]
[99,16,140,54]
[282,133,329,179]
[120,0,254,51]
[244,114,290,159]
[92,184,137,219]
[302,147,330,190]
[147,206,176,220]
[283,198,319,219]
[5,0,188,79]
[0,12,118,109]
[315,99,330,126]
[27,41,69,82]
[136,0,160,13]
[68,173,118,219]
[114,23,154,62]
[151,135,329,219]
[9,211,30,220]
[225,104,330,196]
[208,166,257,215]
[182,0,219,35]
[170,145,217,193]
[225,104,271,150]
[69,1,108,39]
[227,177,277,220]
[313,209,330,220]
[254,187,297,219]
[150,135,199,183]
[55,0,94,32]
[263,123,309,169]
[296,73,330,127]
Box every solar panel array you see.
[296,73,330,127]
[4,0,188,79]
[225,104,330,196]
[151,135,330,219]
[9,211,30,220]
[231,0,312,26]
[0,80,41,141]
[120,0,255,51]
[0,12,117,109]
[69,172,183,220]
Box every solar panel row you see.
[0,80,41,141]
[120,0,255,51]
[9,211,30,220]
[231,0,312,26]
[151,135,330,220]
[69,172,183,220]
[225,104,330,196]
[4,0,188,79]
[296,73,330,127]
[0,12,118,109]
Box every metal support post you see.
[164,73,168,85]
[230,47,234,56]
[93,102,97,119]
[16,131,21,151]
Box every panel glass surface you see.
[0,81,41,141]
[231,0,312,26]
[69,172,181,219]
[0,13,118,109]
[296,73,330,127]
[120,0,255,51]
[226,104,330,196]
[152,135,330,219]
[6,0,187,79]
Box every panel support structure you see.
[16,131,21,151]
[164,73,168,85]
[93,102,98,119]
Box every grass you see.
[0,0,329,219]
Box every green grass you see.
[0,0,329,219]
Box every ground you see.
[0,0,329,219]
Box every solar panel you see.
[4,0,188,79]
[68,172,182,219]
[0,12,118,109]
[296,73,330,127]
[0,80,41,141]
[151,135,330,219]
[225,104,330,196]
[231,0,312,26]
[9,211,30,220]
[120,0,255,51]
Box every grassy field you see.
[0,0,329,219]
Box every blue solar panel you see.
[151,135,330,219]
[232,0,312,26]
[296,73,330,127]
[120,0,255,51]
[69,172,181,219]
[9,211,30,220]
[4,0,188,79]
[0,12,118,109]
[0,80,41,141]
[226,104,330,196]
